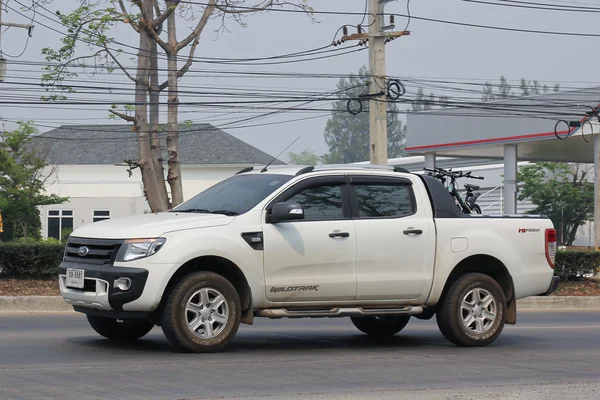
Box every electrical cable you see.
[0,0,37,58]
[459,0,600,12]
[404,0,412,31]
[20,0,362,67]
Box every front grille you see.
[64,237,124,265]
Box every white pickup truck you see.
[58,164,559,353]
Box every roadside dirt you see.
[0,279,59,296]
[0,278,599,297]
[552,279,600,296]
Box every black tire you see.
[436,273,506,347]
[86,315,154,341]
[471,204,482,214]
[161,271,241,353]
[350,316,411,337]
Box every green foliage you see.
[61,228,73,244]
[555,250,600,281]
[518,162,593,246]
[0,242,65,278]
[322,65,406,164]
[41,2,125,100]
[0,121,68,241]
[288,149,322,165]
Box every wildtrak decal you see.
[270,285,319,293]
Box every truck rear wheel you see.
[161,271,241,353]
[86,315,154,341]
[436,273,506,347]
[350,316,411,337]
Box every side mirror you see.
[267,202,305,223]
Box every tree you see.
[410,88,450,112]
[322,65,407,164]
[0,122,68,241]
[518,162,593,246]
[41,0,313,212]
[288,149,321,165]
[481,76,560,101]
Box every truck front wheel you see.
[161,271,241,353]
[86,315,154,341]
[436,273,506,347]
[350,316,411,337]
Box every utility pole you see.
[341,1,409,165]
[368,0,387,165]
[593,130,600,280]
[0,0,35,82]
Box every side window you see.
[354,183,415,218]
[286,184,344,220]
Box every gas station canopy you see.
[405,87,600,214]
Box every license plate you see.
[66,268,85,289]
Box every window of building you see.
[354,183,415,218]
[93,210,111,223]
[47,210,74,240]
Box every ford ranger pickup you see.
[58,164,559,352]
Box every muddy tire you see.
[86,315,154,341]
[350,316,411,337]
[161,271,241,353]
[436,273,506,347]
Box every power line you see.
[459,0,600,12]
[15,0,364,67]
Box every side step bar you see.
[256,306,423,319]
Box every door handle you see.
[403,229,423,235]
[329,231,350,238]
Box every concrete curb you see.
[0,295,599,313]
[516,296,600,310]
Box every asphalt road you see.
[0,311,599,400]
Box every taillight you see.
[545,228,557,269]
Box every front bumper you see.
[58,262,148,312]
[542,276,560,296]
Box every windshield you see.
[171,173,293,215]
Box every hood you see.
[71,212,233,239]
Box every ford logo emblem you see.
[77,246,90,257]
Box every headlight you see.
[115,238,166,262]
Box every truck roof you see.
[235,164,411,177]
[238,164,546,220]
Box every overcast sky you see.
[1,0,599,162]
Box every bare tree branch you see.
[176,0,217,51]
[216,0,313,16]
[117,0,140,32]
[45,50,105,86]
[215,0,274,14]
[109,109,136,122]
[154,0,181,27]
[105,46,138,84]
[134,0,170,51]
[158,34,201,91]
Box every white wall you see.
[39,163,248,239]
